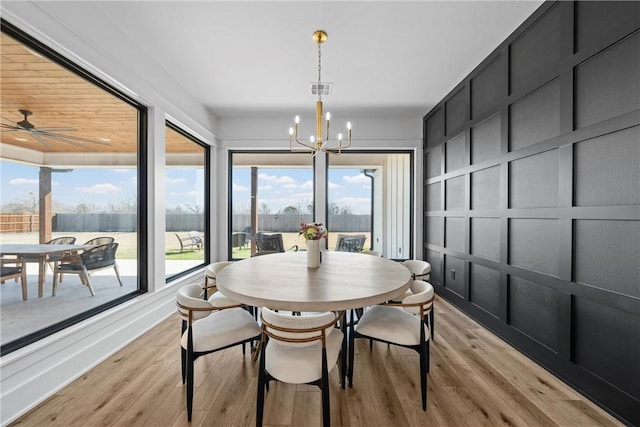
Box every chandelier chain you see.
[317,40,322,101]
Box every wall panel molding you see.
[422,1,640,424]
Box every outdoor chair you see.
[52,242,123,296]
[84,236,115,246]
[44,236,77,282]
[175,232,202,252]
[334,234,366,252]
[1,258,27,300]
[255,232,298,254]
[232,231,248,250]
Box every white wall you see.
[0,4,219,425]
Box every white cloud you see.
[75,183,120,194]
[300,180,314,189]
[166,177,187,185]
[258,184,272,191]
[343,174,369,184]
[258,173,278,182]
[274,175,295,185]
[233,183,248,192]
[336,196,371,214]
[328,181,340,189]
[169,190,197,197]
[9,178,38,185]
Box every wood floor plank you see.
[10,296,623,427]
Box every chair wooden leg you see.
[186,328,194,422]
[430,309,435,340]
[348,311,356,387]
[321,348,330,427]
[20,271,27,301]
[113,263,123,286]
[419,327,428,411]
[256,338,267,427]
[81,267,96,296]
[181,320,187,384]
[52,265,59,296]
[340,312,347,389]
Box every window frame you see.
[164,121,210,282]
[0,20,148,356]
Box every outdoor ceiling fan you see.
[0,109,111,151]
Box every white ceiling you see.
[6,1,543,120]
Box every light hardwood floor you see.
[10,296,623,427]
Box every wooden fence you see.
[0,213,370,233]
[0,213,39,233]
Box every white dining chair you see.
[349,280,433,411]
[203,261,233,300]
[399,259,435,339]
[176,284,261,422]
[256,308,345,427]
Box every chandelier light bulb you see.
[338,133,343,141]
[326,112,331,121]
[347,122,352,130]
[289,127,294,136]
[295,116,300,124]
[310,136,315,143]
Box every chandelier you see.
[289,30,352,156]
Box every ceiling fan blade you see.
[1,127,19,132]
[32,127,77,132]
[36,133,99,151]
[1,115,19,126]
[30,132,53,148]
[38,131,111,146]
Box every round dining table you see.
[215,251,412,312]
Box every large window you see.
[230,151,413,260]
[0,23,145,354]
[328,152,413,259]
[165,123,208,280]
[230,152,313,259]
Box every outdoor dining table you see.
[0,244,92,298]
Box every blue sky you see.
[1,161,371,214]
[1,161,201,211]
[233,167,372,214]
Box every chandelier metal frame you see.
[289,30,352,156]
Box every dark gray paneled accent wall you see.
[422,1,639,424]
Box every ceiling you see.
[1,1,544,156]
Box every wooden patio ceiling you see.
[1,32,203,164]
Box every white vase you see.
[306,239,320,268]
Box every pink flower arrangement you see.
[299,222,328,240]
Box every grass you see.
[1,231,371,260]
[165,249,206,261]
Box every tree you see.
[281,205,299,214]
[259,202,271,215]
[328,202,353,215]
[185,203,202,214]
[0,192,37,213]
[74,202,98,213]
